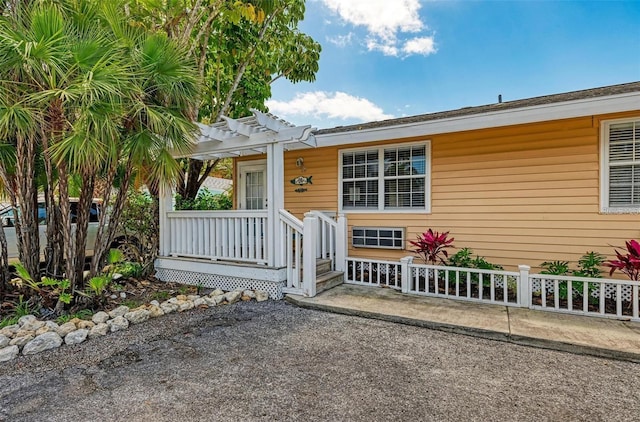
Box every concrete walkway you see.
[286,284,640,363]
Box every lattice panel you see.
[413,267,511,289]
[531,279,632,302]
[155,268,283,300]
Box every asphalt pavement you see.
[1,300,639,421]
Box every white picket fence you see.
[344,256,640,321]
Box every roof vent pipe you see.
[498,94,502,103]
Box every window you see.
[340,142,429,211]
[352,227,405,249]
[601,118,640,212]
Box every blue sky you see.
[266,0,640,129]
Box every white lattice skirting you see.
[155,258,286,300]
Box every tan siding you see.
[233,111,640,271]
[422,114,638,270]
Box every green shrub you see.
[175,188,232,211]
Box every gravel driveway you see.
[1,300,639,421]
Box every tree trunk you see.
[58,162,76,290]
[72,172,95,287]
[90,161,133,277]
[89,163,116,276]
[41,138,63,278]
[15,132,40,281]
[0,223,10,294]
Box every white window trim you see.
[600,117,640,214]
[338,141,431,213]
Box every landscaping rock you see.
[36,326,53,336]
[65,329,89,346]
[178,301,194,312]
[44,321,60,331]
[124,309,150,324]
[224,290,242,304]
[21,319,45,332]
[160,302,178,314]
[108,306,130,319]
[92,311,110,324]
[0,327,16,337]
[209,289,224,297]
[187,295,201,301]
[243,290,256,299]
[176,295,188,301]
[10,335,34,348]
[119,292,126,299]
[14,329,36,338]
[149,300,160,307]
[57,322,77,338]
[0,335,10,348]
[212,294,226,305]
[22,332,62,355]
[77,320,95,330]
[255,290,269,302]
[17,315,37,327]
[107,316,129,332]
[193,298,206,307]
[0,345,19,362]
[167,297,179,304]
[2,324,19,333]
[148,305,164,318]
[203,297,218,307]
[89,323,109,338]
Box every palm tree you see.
[0,0,198,291]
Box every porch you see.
[155,110,348,299]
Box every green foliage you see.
[175,188,232,210]
[1,295,38,327]
[538,253,604,302]
[574,251,605,278]
[88,276,111,297]
[447,248,504,286]
[11,263,41,292]
[152,291,171,301]
[56,309,93,324]
[117,190,156,274]
[40,277,72,305]
[115,262,143,279]
[540,261,570,276]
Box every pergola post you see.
[266,141,284,267]
[158,183,173,257]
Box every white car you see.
[0,200,102,264]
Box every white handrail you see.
[278,209,303,232]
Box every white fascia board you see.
[315,92,640,147]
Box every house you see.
[155,81,640,303]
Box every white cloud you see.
[320,0,435,57]
[326,32,354,48]
[402,36,437,56]
[266,91,393,122]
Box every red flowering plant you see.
[605,240,640,281]
[410,229,455,265]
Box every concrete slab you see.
[289,284,510,340]
[287,283,640,363]
[509,307,640,359]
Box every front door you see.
[238,160,267,210]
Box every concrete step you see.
[316,271,344,295]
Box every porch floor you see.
[286,284,640,363]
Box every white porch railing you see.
[166,210,268,264]
[344,256,640,322]
[307,211,347,272]
[279,209,305,294]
